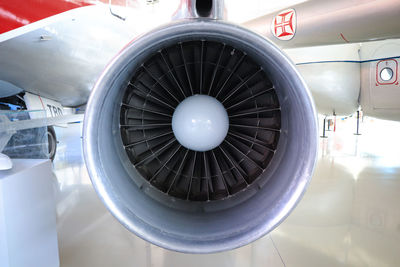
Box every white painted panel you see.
[372,59,400,109]
[285,43,360,64]
[24,92,65,119]
[296,62,360,116]
[0,182,10,267]
[359,40,400,121]
[0,159,59,267]
[359,39,400,61]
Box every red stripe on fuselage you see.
[0,0,93,34]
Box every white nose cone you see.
[172,95,229,152]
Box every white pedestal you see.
[0,159,59,267]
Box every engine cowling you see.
[83,19,318,253]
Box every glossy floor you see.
[53,116,400,267]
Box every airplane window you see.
[380,67,394,81]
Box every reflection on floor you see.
[53,115,400,267]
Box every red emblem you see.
[271,9,296,41]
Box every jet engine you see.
[83,2,317,253]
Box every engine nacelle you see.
[83,19,318,253]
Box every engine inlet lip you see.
[83,19,318,254]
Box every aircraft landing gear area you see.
[47,126,57,161]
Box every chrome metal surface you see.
[83,20,317,253]
[173,0,225,20]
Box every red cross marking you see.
[274,11,295,37]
